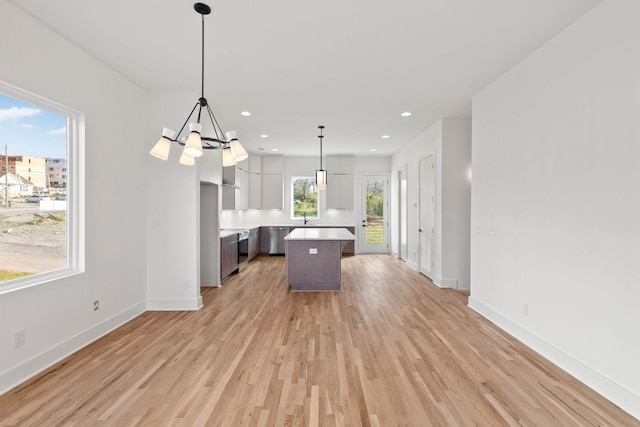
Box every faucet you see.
[303,212,308,225]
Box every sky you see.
[0,92,67,159]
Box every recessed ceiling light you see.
[382,135,390,139]
[401,112,412,117]
[241,111,251,116]
[370,149,377,152]
[271,148,279,152]
[260,134,269,138]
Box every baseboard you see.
[146,297,203,311]
[0,300,146,396]
[468,297,640,421]
[406,259,419,271]
[432,276,457,289]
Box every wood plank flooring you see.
[0,254,637,426]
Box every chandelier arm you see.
[173,102,200,141]
[205,103,227,143]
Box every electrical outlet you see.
[309,248,318,255]
[14,329,25,348]
[93,300,99,311]
[523,303,529,317]
[184,280,191,290]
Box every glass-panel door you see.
[361,174,388,253]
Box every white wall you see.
[145,92,226,309]
[0,1,147,393]
[391,119,471,289]
[469,0,640,418]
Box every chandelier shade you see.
[149,127,176,161]
[316,125,327,191]
[149,3,247,166]
[222,148,237,167]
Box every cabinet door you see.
[248,229,260,260]
[339,175,354,210]
[326,156,354,174]
[262,156,284,174]
[326,175,353,210]
[222,187,235,210]
[220,237,238,279]
[262,174,283,209]
[326,176,341,209]
[249,156,262,174]
[236,167,249,209]
[249,173,261,209]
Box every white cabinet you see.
[325,156,354,210]
[222,162,249,210]
[222,155,283,210]
[262,173,283,210]
[249,173,261,209]
[261,156,284,174]
[326,174,353,210]
[260,156,284,210]
[236,166,249,209]
[248,155,262,209]
[249,156,262,174]
[326,156,354,174]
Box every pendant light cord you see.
[319,126,324,169]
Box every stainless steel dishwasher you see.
[269,227,289,255]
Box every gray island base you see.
[284,228,356,291]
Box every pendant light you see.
[149,3,248,166]
[316,125,327,191]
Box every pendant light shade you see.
[179,151,196,166]
[227,131,249,162]
[183,123,203,157]
[149,127,176,160]
[316,169,327,191]
[222,148,237,167]
[149,3,248,167]
[316,125,327,191]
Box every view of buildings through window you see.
[0,91,68,284]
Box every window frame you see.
[0,80,84,295]
[290,176,319,220]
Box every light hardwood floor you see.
[0,254,637,426]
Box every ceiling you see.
[9,0,600,157]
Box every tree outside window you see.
[292,177,318,219]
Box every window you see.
[0,81,83,294]
[291,176,318,219]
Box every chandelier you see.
[149,3,248,167]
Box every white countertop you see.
[284,227,356,241]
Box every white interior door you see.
[361,174,388,253]
[419,156,435,277]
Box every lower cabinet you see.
[220,234,238,280]
[248,227,260,260]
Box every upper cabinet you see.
[261,156,284,210]
[223,155,283,210]
[261,156,284,174]
[222,161,249,210]
[325,156,354,175]
[325,156,354,210]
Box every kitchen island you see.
[284,227,356,291]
